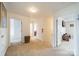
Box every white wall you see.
[45,17,53,42]
[0,28,8,56]
[65,21,75,40]
[53,3,79,55]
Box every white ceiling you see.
[4,2,76,18]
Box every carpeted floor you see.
[5,40,74,56]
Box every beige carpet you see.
[5,40,74,56]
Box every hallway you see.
[5,40,74,56]
[0,2,78,56]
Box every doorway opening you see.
[30,22,38,41]
[56,17,75,52]
[10,18,22,44]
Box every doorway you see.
[56,17,75,51]
[10,18,22,44]
[30,22,38,41]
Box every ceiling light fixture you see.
[29,7,38,13]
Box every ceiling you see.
[4,2,76,18]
